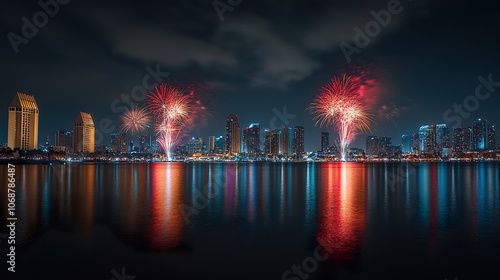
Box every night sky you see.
[1,0,499,151]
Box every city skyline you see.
[2,90,499,154]
[2,1,500,279]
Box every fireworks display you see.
[120,105,151,134]
[147,83,192,161]
[309,75,371,161]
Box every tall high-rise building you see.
[7,92,39,150]
[488,125,496,150]
[111,133,128,153]
[264,129,279,156]
[214,136,224,154]
[55,130,73,152]
[286,127,294,155]
[418,124,449,156]
[187,137,203,154]
[208,136,215,153]
[472,118,488,151]
[242,129,248,153]
[139,135,152,153]
[366,136,392,156]
[225,114,240,155]
[412,133,419,154]
[73,112,95,153]
[321,132,330,153]
[243,123,260,156]
[366,136,379,157]
[278,127,293,155]
[401,134,412,154]
[419,125,437,155]
[452,127,472,153]
[293,126,305,156]
[436,124,450,151]
[264,130,271,155]
[379,137,392,156]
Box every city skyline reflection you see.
[1,162,499,279]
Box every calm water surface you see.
[1,162,499,279]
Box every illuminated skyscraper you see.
[187,137,203,154]
[264,129,279,156]
[111,133,127,153]
[472,118,488,151]
[379,137,392,156]
[214,136,224,154]
[73,112,95,153]
[419,124,449,156]
[208,136,215,153]
[278,127,293,155]
[293,126,305,156]
[488,125,496,150]
[412,133,419,154]
[225,114,240,155]
[7,92,39,150]
[321,132,330,153]
[401,134,412,154]
[452,127,472,153]
[365,136,379,157]
[139,135,152,153]
[419,125,436,155]
[243,123,260,156]
[436,124,450,151]
[55,130,73,152]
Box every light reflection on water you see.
[1,162,499,279]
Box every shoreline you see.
[1,158,499,165]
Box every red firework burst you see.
[309,75,372,161]
[147,83,192,160]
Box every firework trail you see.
[120,105,151,134]
[147,83,192,161]
[309,75,371,161]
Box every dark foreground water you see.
[1,162,499,280]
